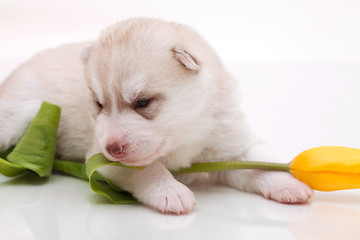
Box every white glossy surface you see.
[1,1,360,239]
[2,174,360,240]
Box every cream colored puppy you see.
[0,18,312,214]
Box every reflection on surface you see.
[290,191,360,240]
[0,174,89,240]
[0,175,59,240]
[2,174,360,240]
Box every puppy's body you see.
[0,42,93,161]
[0,18,312,213]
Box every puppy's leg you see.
[0,98,42,152]
[100,163,196,214]
[86,144,196,214]
[219,141,313,204]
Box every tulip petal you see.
[290,146,360,173]
[290,146,360,191]
[290,170,360,191]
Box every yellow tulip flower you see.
[290,146,360,191]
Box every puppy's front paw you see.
[138,180,196,214]
[259,172,313,204]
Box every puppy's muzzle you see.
[106,142,126,159]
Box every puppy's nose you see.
[106,142,125,158]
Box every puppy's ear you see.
[80,46,92,64]
[173,49,200,71]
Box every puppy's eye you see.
[136,99,150,108]
[96,100,103,109]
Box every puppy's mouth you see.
[117,157,154,167]
[103,139,167,167]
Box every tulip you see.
[175,146,360,192]
[289,146,360,191]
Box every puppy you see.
[0,18,312,214]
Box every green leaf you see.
[0,157,27,177]
[0,146,14,159]
[85,153,140,204]
[7,102,61,177]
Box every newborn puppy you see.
[0,18,312,214]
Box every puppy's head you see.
[82,18,221,166]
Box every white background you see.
[1,0,360,64]
[1,1,360,239]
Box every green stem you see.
[173,161,290,174]
[52,158,290,180]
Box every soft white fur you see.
[0,18,312,214]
